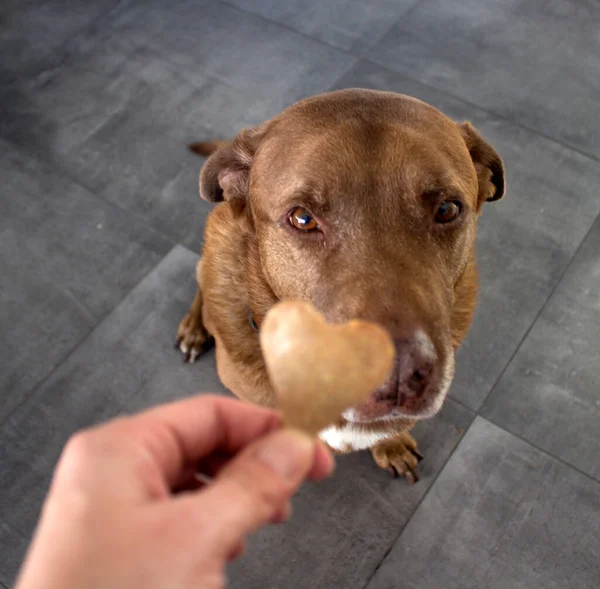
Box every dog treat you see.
[259,301,395,436]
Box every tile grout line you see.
[0,243,196,429]
[482,414,600,487]
[218,0,426,58]
[446,392,475,414]
[59,286,98,325]
[364,0,428,54]
[2,331,92,428]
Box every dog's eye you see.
[289,207,319,231]
[434,200,462,224]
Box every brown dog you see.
[176,89,505,482]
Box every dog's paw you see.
[370,432,424,484]
[175,313,212,363]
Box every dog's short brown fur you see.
[177,89,505,482]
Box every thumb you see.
[186,429,315,557]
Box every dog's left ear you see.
[460,122,505,203]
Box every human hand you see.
[15,395,334,589]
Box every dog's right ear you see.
[460,122,506,204]
[199,124,268,204]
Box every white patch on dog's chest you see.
[318,423,391,451]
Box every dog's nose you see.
[395,336,437,398]
[376,330,438,402]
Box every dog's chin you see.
[342,393,445,424]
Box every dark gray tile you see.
[367,418,600,589]
[0,139,172,420]
[0,0,123,85]
[0,246,226,536]
[367,0,600,158]
[0,519,28,587]
[0,0,355,250]
[482,216,600,480]
[331,61,600,410]
[228,400,473,589]
[226,0,418,53]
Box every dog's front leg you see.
[370,428,424,484]
[176,258,213,363]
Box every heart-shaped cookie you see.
[260,301,395,435]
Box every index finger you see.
[104,395,283,488]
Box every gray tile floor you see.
[1,1,599,587]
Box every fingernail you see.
[257,430,314,483]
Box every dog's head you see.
[199,89,505,422]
